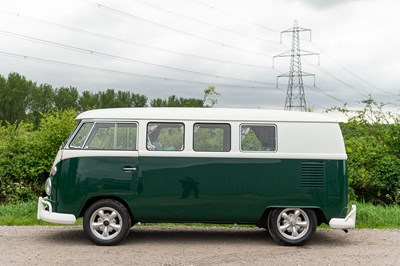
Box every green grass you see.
[0,201,399,228]
[355,202,400,228]
[0,201,44,225]
[0,201,82,226]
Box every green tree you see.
[150,87,219,107]
[54,87,79,110]
[97,89,148,108]
[128,92,148,107]
[151,95,204,107]
[78,91,100,111]
[0,73,35,125]
[115,90,148,107]
[202,86,220,107]
[0,75,7,123]
[329,97,400,204]
[0,110,77,204]
[27,84,55,127]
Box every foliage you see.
[0,110,77,204]
[151,86,220,107]
[0,73,36,125]
[151,95,204,107]
[0,73,150,127]
[0,72,219,128]
[27,83,55,127]
[329,98,400,204]
[54,87,79,110]
[203,86,220,107]
[93,89,148,109]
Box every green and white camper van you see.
[37,108,356,246]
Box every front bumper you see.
[37,197,76,224]
[329,205,357,229]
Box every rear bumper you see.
[37,197,76,224]
[329,205,356,229]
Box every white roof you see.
[76,108,338,123]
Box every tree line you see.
[331,99,400,205]
[0,72,399,206]
[0,72,218,127]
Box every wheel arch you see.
[79,196,136,223]
[257,206,328,228]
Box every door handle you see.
[122,167,137,172]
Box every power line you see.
[0,30,275,86]
[86,0,273,57]
[305,85,347,104]
[189,0,280,34]
[316,65,370,98]
[311,42,393,96]
[300,57,378,100]
[0,50,282,91]
[131,0,281,45]
[0,8,379,107]
[0,9,273,70]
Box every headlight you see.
[45,178,52,196]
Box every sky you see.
[0,0,399,112]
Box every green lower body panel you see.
[52,156,348,224]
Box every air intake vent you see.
[301,161,325,188]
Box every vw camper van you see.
[38,108,356,246]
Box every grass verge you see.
[0,201,399,228]
[355,202,400,228]
[0,201,82,226]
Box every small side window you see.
[69,122,94,149]
[240,124,276,152]
[193,123,231,152]
[84,123,137,150]
[147,122,184,151]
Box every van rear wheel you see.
[267,208,316,246]
[83,199,131,246]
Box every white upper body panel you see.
[70,108,347,160]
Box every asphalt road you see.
[1,226,399,265]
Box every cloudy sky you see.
[0,0,399,111]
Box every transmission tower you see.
[273,20,319,111]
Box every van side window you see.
[147,122,184,151]
[69,122,94,149]
[240,124,276,152]
[84,123,138,150]
[193,123,231,152]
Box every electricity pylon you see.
[273,20,319,111]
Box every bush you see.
[0,110,77,204]
[334,98,400,204]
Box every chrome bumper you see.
[329,205,357,229]
[37,197,76,224]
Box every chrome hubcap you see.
[90,207,122,240]
[277,208,309,240]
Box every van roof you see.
[76,108,338,123]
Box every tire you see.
[267,208,316,246]
[83,199,131,246]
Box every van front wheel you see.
[267,208,316,246]
[83,199,131,246]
